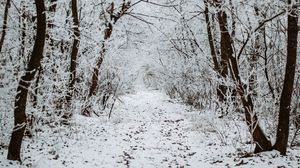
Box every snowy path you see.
[100,90,198,167]
[1,89,299,168]
[68,90,203,168]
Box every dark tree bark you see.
[216,4,230,80]
[88,42,106,97]
[204,0,219,72]
[0,0,11,52]
[214,0,231,112]
[273,0,298,155]
[88,23,112,97]
[211,1,233,102]
[7,0,46,161]
[32,67,42,108]
[66,0,80,107]
[205,0,231,106]
[214,0,272,152]
[32,0,58,107]
[19,2,26,59]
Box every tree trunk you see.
[217,7,230,80]
[83,1,131,116]
[66,0,80,107]
[229,45,273,153]
[19,2,26,59]
[7,0,46,161]
[273,0,298,155]
[82,25,111,116]
[32,0,58,107]
[215,1,230,112]
[204,0,219,71]
[32,67,42,108]
[215,0,272,152]
[88,23,112,97]
[89,43,105,97]
[204,0,228,105]
[0,0,11,52]
[241,95,273,153]
[87,1,131,99]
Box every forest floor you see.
[0,88,300,168]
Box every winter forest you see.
[0,0,300,167]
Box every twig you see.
[237,10,285,60]
[108,82,120,119]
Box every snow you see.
[1,0,300,167]
[1,88,299,168]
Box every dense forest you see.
[0,0,299,167]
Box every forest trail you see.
[28,88,217,168]
[1,89,299,168]
[66,89,207,168]
[97,89,201,167]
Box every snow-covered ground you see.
[0,88,299,168]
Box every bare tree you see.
[213,0,273,153]
[7,0,46,161]
[212,0,298,154]
[32,0,58,107]
[273,0,298,155]
[204,0,228,104]
[66,0,80,112]
[89,1,131,97]
[82,1,131,116]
